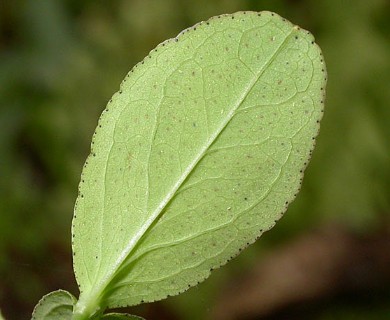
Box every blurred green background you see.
[1,0,389,319]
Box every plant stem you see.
[72,291,104,320]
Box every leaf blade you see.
[73,10,326,314]
[31,290,76,320]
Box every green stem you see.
[72,290,104,320]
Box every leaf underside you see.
[72,10,326,312]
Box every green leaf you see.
[0,310,5,320]
[31,290,76,320]
[72,10,326,318]
[101,313,145,320]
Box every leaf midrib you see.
[93,28,294,302]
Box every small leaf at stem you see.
[32,290,76,320]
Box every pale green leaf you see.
[31,290,76,320]
[0,310,5,320]
[101,313,145,320]
[72,11,326,318]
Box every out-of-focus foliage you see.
[0,0,389,319]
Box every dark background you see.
[1,0,389,319]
